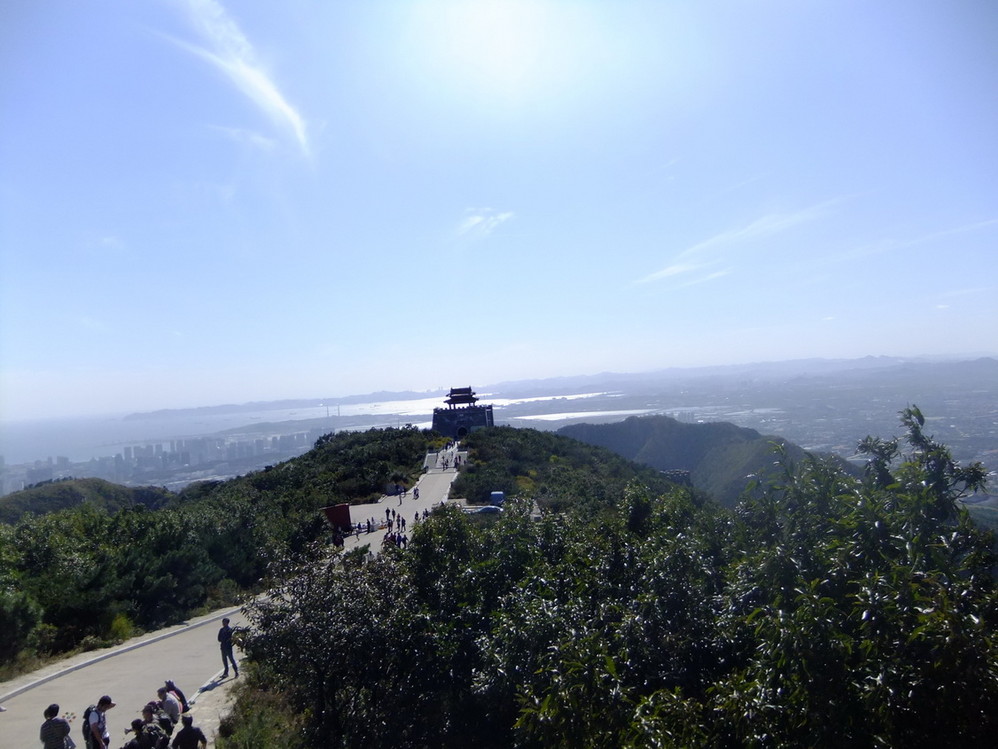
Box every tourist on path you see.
[140,703,171,746]
[85,695,115,749]
[164,680,189,714]
[39,703,72,749]
[121,718,153,749]
[170,715,208,749]
[157,687,181,726]
[218,618,239,677]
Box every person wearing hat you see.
[140,702,171,745]
[86,695,114,749]
[39,703,72,749]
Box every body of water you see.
[0,391,645,466]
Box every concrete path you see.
[340,447,465,555]
[0,606,246,748]
[0,451,462,747]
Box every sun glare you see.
[447,0,544,90]
[412,0,587,103]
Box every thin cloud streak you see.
[677,268,733,288]
[830,217,998,263]
[175,0,308,155]
[209,124,277,151]
[637,200,837,284]
[676,203,833,261]
[457,209,514,240]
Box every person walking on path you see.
[170,714,208,749]
[39,703,72,749]
[218,618,239,678]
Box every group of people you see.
[384,507,408,532]
[437,442,462,471]
[383,506,430,529]
[35,619,239,748]
[382,530,409,548]
[37,681,207,749]
[379,505,435,549]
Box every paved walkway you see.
[0,450,463,747]
[338,447,466,555]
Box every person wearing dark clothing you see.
[121,719,150,749]
[140,704,170,747]
[164,681,189,713]
[218,617,239,677]
[170,715,207,749]
[39,703,72,749]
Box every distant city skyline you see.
[3,1,997,421]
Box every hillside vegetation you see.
[216,407,996,748]
[559,414,859,505]
[449,425,697,510]
[0,478,173,524]
[0,427,431,671]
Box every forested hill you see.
[0,478,173,524]
[0,427,435,669]
[559,414,859,506]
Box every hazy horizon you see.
[2,352,995,425]
[3,1,997,422]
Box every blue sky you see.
[2,0,996,420]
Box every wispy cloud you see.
[457,208,514,240]
[637,201,835,285]
[843,218,998,262]
[209,125,278,152]
[173,0,308,155]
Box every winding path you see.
[0,449,462,747]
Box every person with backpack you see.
[83,695,115,749]
[141,703,173,741]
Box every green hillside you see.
[449,425,696,510]
[0,427,432,671]
[0,477,173,524]
[559,414,859,505]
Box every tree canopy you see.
[226,408,996,747]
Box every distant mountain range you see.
[122,354,998,421]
